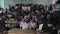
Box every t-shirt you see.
[39,24,43,30]
[20,21,28,29]
[20,21,24,27]
[22,22,28,29]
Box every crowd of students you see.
[0,4,58,34]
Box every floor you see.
[8,28,49,34]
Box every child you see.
[29,20,36,29]
[36,22,44,34]
[20,20,29,29]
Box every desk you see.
[56,25,60,34]
[0,30,7,34]
[5,20,17,24]
[8,28,36,34]
[5,20,17,28]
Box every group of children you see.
[0,4,58,34]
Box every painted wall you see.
[52,0,57,4]
[0,0,4,8]
[4,0,33,9]
[4,0,16,9]
[4,0,52,9]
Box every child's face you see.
[46,7,49,11]
[30,21,32,23]
[15,6,18,9]
[41,15,44,18]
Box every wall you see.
[0,0,4,8]
[52,0,57,4]
[4,0,16,9]
[4,0,33,9]
[4,0,52,9]
[32,0,52,6]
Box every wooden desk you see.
[5,20,17,28]
[8,28,50,34]
[8,28,36,34]
[0,30,7,34]
[5,20,17,24]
